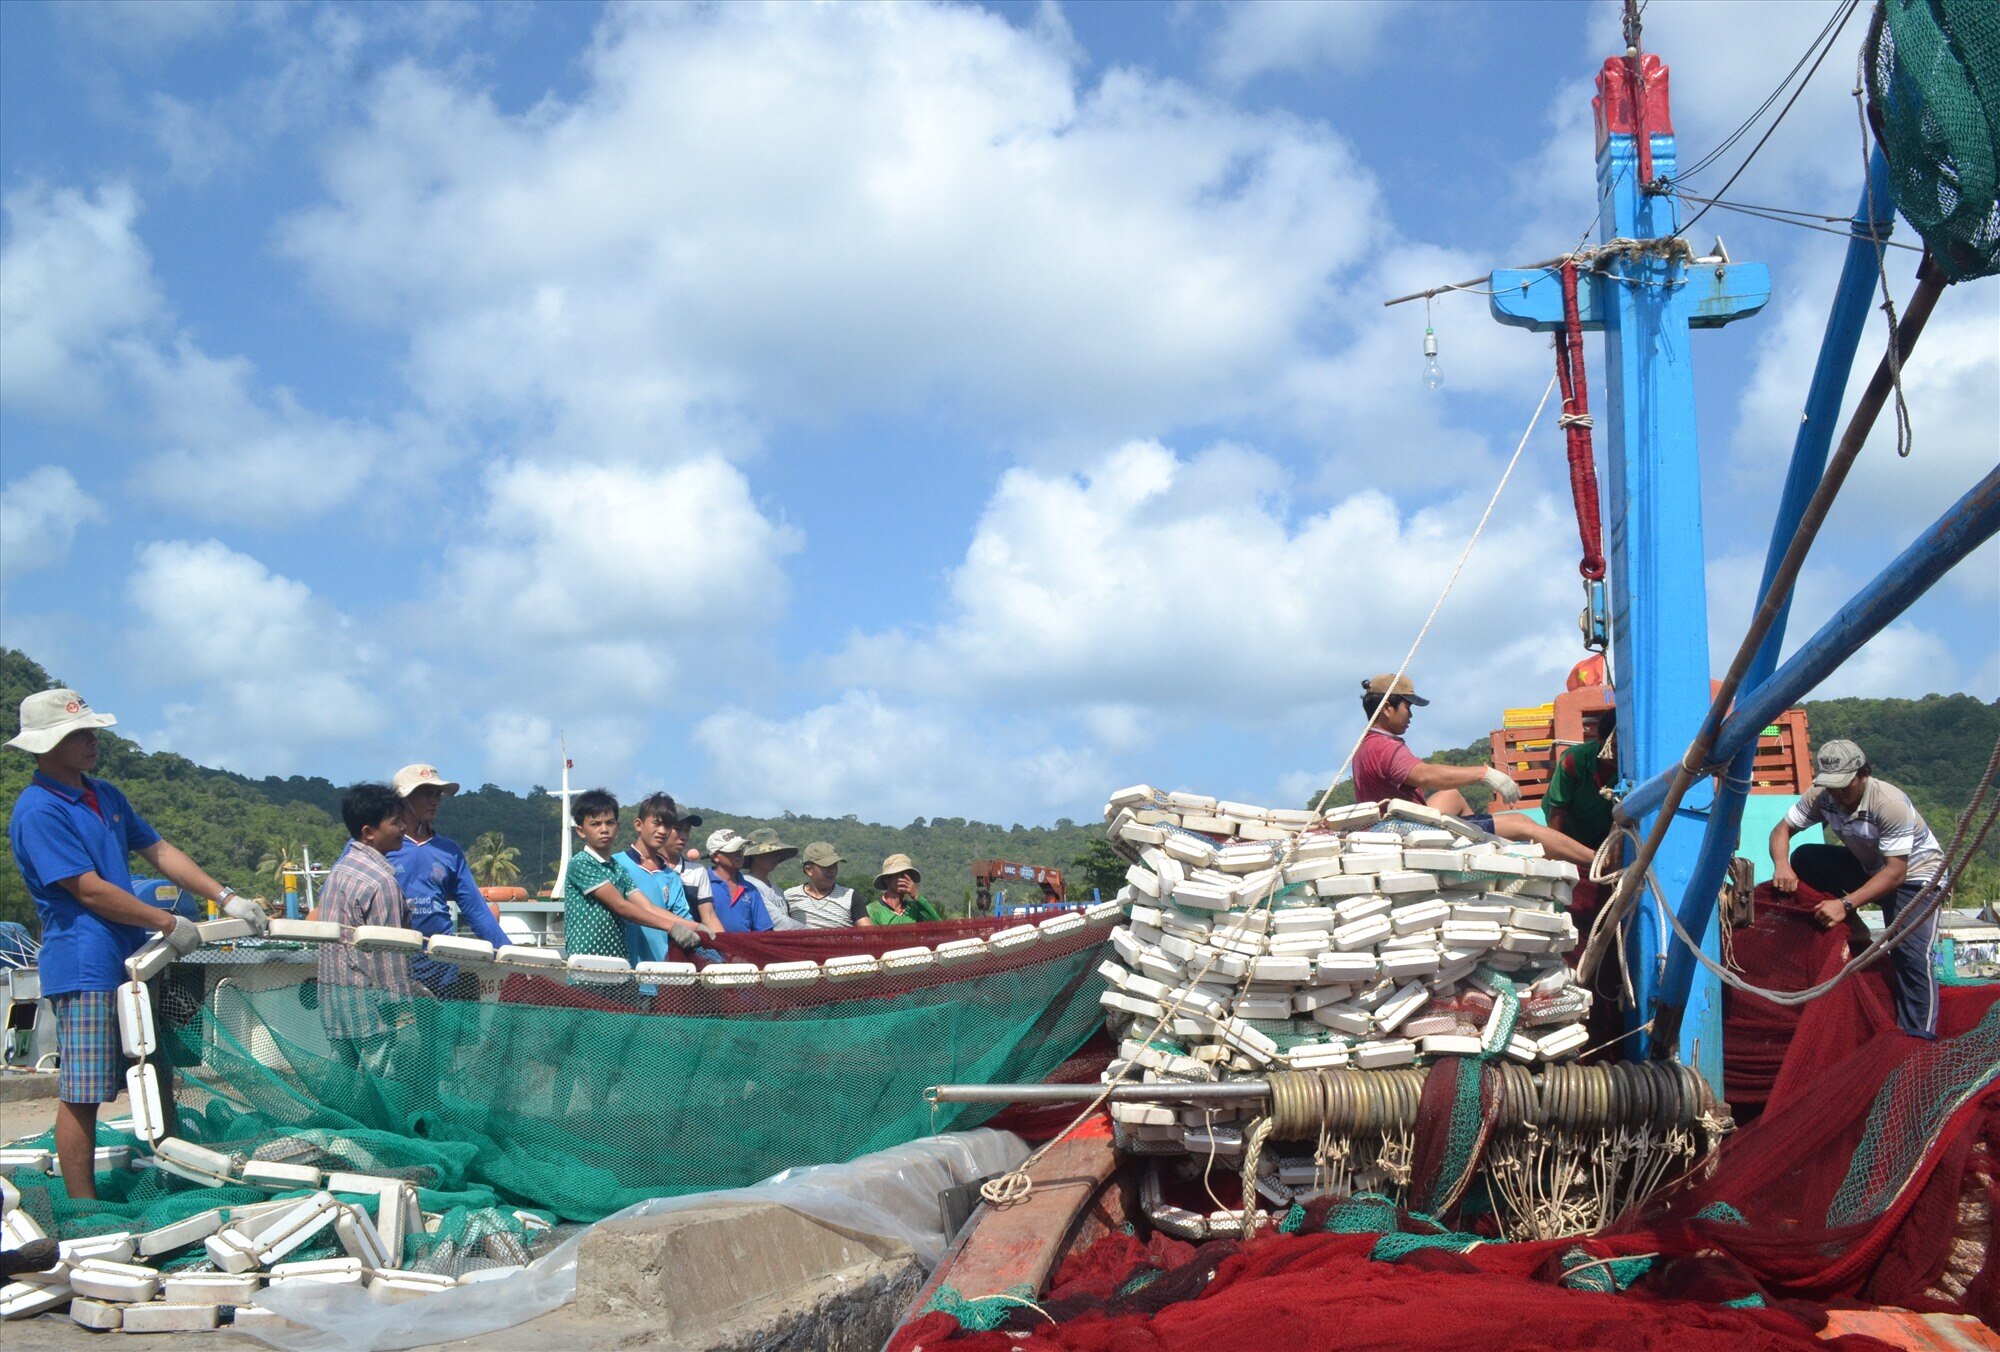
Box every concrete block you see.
[123,1302,222,1333]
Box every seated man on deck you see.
[562,790,711,960]
[1543,707,1618,852]
[1351,673,1597,870]
[1769,740,1948,1039]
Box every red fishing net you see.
[893,890,2000,1348]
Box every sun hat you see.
[802,842,843,868]
[706,829,750,857]
[1813,739,1869,789]
[392,764,461,797]
[6,689,116,755]
[874,853,922,889]
[1361,673,1429,707]
[743,828,799,864]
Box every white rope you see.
[1310,371,1560,817]
[980,373,1561,1211]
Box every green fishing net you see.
[1868,0,2000,281]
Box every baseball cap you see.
[802,842,843,868]
[1361,673,1429,707]
[6,689,117,755]
[1813,740,1868,789]
[392,764,461,797]
[705,829,750,856]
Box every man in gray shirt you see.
[784,842,861,928]
[1770,739,1949,1037]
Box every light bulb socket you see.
[1423,331,1439,358]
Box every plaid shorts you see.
[53,989,123,1104]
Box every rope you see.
[1554,261,1607,581]
[1310,371,1560,815]
[1855,69,1914,458]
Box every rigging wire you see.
[1666,193,1924,251]
[1675,0,1856,182]
[1677,0,1861,235]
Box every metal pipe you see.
[1650,151,1896,1041]
[1703,464,2000,770]
[927,1082,1271,1105]
[1587,257,1949,984]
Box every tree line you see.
[2,645,1993,931]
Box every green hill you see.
[2,645,1993,931]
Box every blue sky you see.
[2,0,1993,825]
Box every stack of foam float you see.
[1098,787,1589,1164]
[0,917,533,1335]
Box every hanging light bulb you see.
[1422,295,1444,390]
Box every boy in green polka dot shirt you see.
[562,789,712,960]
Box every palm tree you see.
[257,841,304,883]
[468,832,521,888]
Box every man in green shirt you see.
[861,853,942,925]
[1543,709,1617,853]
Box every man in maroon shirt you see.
[1352,674,1595,867]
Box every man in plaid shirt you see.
[318,783,428,1072]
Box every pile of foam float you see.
[1092,787,1728,1241]
[1,900,1127,1334]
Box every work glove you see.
[162,915,203,957]
[1481,768,1523,803]
[222,893,271,935]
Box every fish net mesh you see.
[1867,0,2000,281]
[891,915,2000,1349]
[4,917,1108,1273]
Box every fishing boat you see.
[887,4,2000,1346]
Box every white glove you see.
[222,894,271,935]
[1481,767,1523,803]
[162,915,203,956]
[671,925,701,950]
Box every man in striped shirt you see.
[318,783,429,1072]
[1771,740,1949,1038]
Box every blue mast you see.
[1490,46,1769,1090]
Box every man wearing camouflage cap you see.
[1771,740,1949,1038]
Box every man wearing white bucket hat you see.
[6,689,268,1200]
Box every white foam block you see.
[268,919,343,944]
[67,1258,161,1303]
[125,935,176,982]
[124,1302,223,1332]
[116,980,158,1058]
[634,960,699,985]
[495,944,563,968]
[242,1159,323,1190]
[1390,899,1450,934]
[1420,1034,1484,1057]
[127,1062,167,1143]
[1331,914,1392,951]
[70,1297,124,1330]
[162,1272,262,1305]
[699,962,762,986]
[880,946,936,973]
[196,917,256,944]
[139,1209,224,1259]
[822,954,880,981]
[352,925,425,953]
[1355,1039,1417,1069]
[427,936,496,964]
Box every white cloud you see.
[125,540,385,772]
[835,437,1590,751]
[1,178,407,520]
[281,0,1385,448]
[1813,622,1966,700]
[0,467,106,581]
[57,0,237,57]
[695,689,1107,823]
[1203,1,1404,86]
[0,183,162,417]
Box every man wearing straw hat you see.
[6,689,266,1200]
[860,854,943,926]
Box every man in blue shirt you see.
[7,689,264,1200]
[385,764,513,997]
[704,829,774,932]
